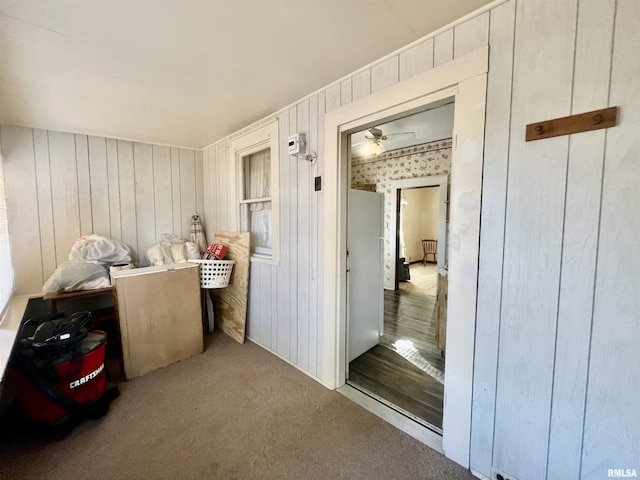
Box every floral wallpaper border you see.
[351,137,452,287]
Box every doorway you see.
[321,47,488,467]
[346,118,452,432]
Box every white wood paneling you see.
[247,259,259,340]
[1,125,43,293]
[296,100,311,371]
[370,57,399,94]
[308,94,320,377]
[221,141,234,231]
[314,91,326,379]
[33,129,57,279]
[351,70,371,101]
[106,138,121,240]
[118,140,138,264]
[494,1,577,478]
[547,1,615,479]
[399,38,434,82]
[179,148,197,239]
[134,142,155,266]
[288,106,299,364]
[434,29,454,67]
[153,145,173,240]
[470,1,515,475]
[202,147,212,237]
[582,0,640,477]
[276,109,291,358]
[325,83,341,113]
[195,3,639,479]
[88,136,110,237]
[2,126,201,292]
[217,95,325,379]
[48,130,81,264]
[170,147,182,236]
[75,135,93,235]
[454,12,489,59]
[195,150,204,221]
[259,262,272,348]
[340,79,352,106]
[211,146,220,230]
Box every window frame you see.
[231,120,280,264]
[0,150,13,314]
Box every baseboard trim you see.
[337,383,443,453]
[246,336,335,390]
[471,468,491,480]
[408,260,434,265]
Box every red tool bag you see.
[7,312,110,425]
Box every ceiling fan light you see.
[364,141,382,156]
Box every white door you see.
[347,189,384,363]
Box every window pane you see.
[243,148,271,200]
[249,201,272,252]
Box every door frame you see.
[321,47,488,468]
[388,175,449,291]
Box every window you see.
[231,120,279,263]
[0,152,13,312]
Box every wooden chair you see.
[421,239,437,265]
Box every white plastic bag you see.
[160,234,186,264]
[185,242,200,260]
[147,234,199,265]
[159,234,186,245]
[171,243,187,263]
[147,244,165,266]
[69,235,132,264]
[42,261,111,293]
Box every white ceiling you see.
[350,102,454,158]
[0,1,491,149]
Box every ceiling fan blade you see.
[367,127,383,137]
[351,141,367,147]
[383,131,416,139]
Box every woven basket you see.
[188,259,235,289]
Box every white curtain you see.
[0,152,13,312]
[244,149,272,250]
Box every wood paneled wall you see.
[1,0,636,477]
[1,125,203,293]
[203,101,324,375]
[203,0,639,479]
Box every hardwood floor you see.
[348,279,444,430]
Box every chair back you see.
[422,239,437,254]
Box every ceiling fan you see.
[352,127,416,155]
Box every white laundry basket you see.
[188,259,235,289]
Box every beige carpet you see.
[0,332,474,480]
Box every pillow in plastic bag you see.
[68,234,132,263]
[147,240,200,266]
[147,244,165,266]
[185,242,200,260]
[42,261,111,293]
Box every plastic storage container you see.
[188,259,235,289]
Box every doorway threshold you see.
[338,382,443,453]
